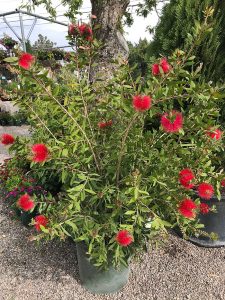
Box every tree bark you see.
[90,0,130,81]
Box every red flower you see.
[179,168,195,189]
[221,179,225,187]
[17,194,35,212]
[68,23,77,36]
[31,144,48,163]
[78,24,93,41]
[178,198,197,219]
[160,58,171,74]
[116,230,133,246]
[161,111,183,133]
[18,53,35,70]
[98,120,113,129]
[206,128,222,140]
[1,133,15,145]
[179,178,195,189]
[198,183,214,200]
[152,58,171,75]
[199,203,210,214]
[133,95,151,112]
[34,215,48,231]
[152,64,160,76]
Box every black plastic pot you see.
[14,207,38,227]
[76,243,130,294]
[20,209,37,227]
[189,194,225,247]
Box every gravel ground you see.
[1,126,225,300]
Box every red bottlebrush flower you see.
[17,194,35,212]
[198,183,214,200]
[116,230,133,247]
[1,133,15,145]
[179,169,195,181]
[160,58,171,74]
[178,198,197,219]
[199,203,210,214]
[98,120,113,129]
[78,24,93,41]
[179,178,195,189]
[78,24,87,34]
[34,215,48,231]
[206,128,222,140]
[31,144,48,163]
[161,111,183,133]
[18,53,35,70]
[68,23,77,36]
[179,168,195,189]
[133,95,151,112]
[152,63,160,76]
[221,179,225,187]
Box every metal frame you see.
[0,9,68,52]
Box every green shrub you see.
[4,17,225,269]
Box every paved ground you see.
[1,126,225,300]
[0,126,30,162]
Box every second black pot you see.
[189,194,225,247]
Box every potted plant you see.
[186,144,225,247]
[36,49,51,61]
[0,157,49,227]
[0,35,17,50]
[0,49,7,63]
[188,194,225,247]
[3,16,225,294]
[51,48,65,60]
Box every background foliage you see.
[147,0,225,82]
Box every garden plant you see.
[1,8,225,293]
[0,35,17,50]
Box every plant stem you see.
[26,102,58,141]
[116,114,138,186]
[32,75,101,172]
[76,60,95,139]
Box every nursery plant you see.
[0,49,7,62]
[0,35,17,50]
[2,9,225,293]
[0,157,52,226]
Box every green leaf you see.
[62,148,68,157]
[72,184,85,192]
[4,57,18,63]
[40,225,49,233]
[65,220,77,232]
[188,56,196,61]
[84,189,96,195]
[77,173,86,180]
[124,210,136,215]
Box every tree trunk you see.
[90,0,130,81]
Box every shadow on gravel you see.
[0,202,80,283]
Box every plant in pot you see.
[187,112,225,247]
[36,49,51,61]
[0,153,51,227]
[0,35,17,50]
[0,49,7,63]
[51,48,65,61]
[4,15,225,294]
